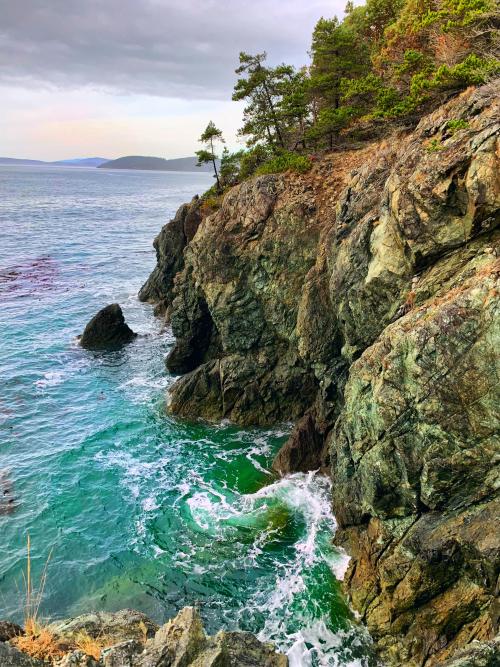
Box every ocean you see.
[0,165,370,666]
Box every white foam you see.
[34,370,65,388]
[286,620,368,667]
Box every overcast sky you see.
[1,0,347,160]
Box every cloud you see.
[0,0,344,100]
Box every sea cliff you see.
[140,82,500,666]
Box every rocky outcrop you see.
[139,197,202,318]
[2,608,286,667]
[50,609,158,645]
[141,82,500,665]
[80,304,136,350]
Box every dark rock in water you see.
[0,470,17,515]
[0,620,24,642]
[272,412,328,475]
[80,304,136,350]
[0,642,43,666]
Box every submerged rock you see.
[79,304,136,350]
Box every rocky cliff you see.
[141,82,500,666]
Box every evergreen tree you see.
[232,52,294,150]
[308,17,370,146]
[196,121,224,192]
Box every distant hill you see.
[0,157,109,167]
[51,157,109,167]
[98,156,216,172]
[0,155,216,172]
[0,157,47,166]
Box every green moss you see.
[426,138,443,152]
[446,118,469,134]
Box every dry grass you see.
[73,631,107,660]
[10,535,67,662]
[11,620,66,662]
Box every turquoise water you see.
[0,166,371,666]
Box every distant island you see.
[0,157,109,167]
[0,155,216,172]
[98,156,216,172]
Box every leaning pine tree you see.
[196,121,224,192]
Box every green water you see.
[0,166,371,665]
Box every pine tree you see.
[196,121,224,192]
[232,52,294,150]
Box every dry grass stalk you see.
[10,535,65,663]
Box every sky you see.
[0,0,347,160]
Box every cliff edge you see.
[141,82,500,666]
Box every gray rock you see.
[100,640,144,666]
[0,641,44,666]
[55,649,99,666]
[51,609,157,644]
[79,304,136,350]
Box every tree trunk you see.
[210,137,221,192]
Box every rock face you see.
[139,197,202,318]
[80,304,136,350]
[141,82,500,665]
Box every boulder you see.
[79,304,136,350]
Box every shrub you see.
[256,151,313,175]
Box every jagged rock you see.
[440,637,500,666]
[44,608,287,667]
[100,640,144,666]
[79,304,137,350]
[51,609,158,644]
[272,412,328,474]
[99,608,286,666]
[139,197,202,318]
[0,641,44,666]
[140,606,206,667]
[206,630,288,666]
[0,620,24,642]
